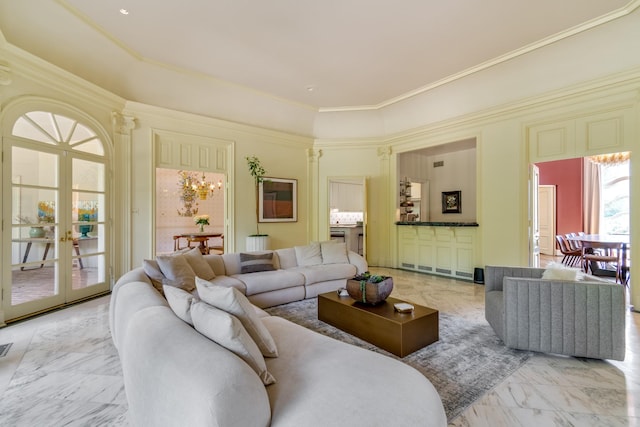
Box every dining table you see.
[572,234,630,283]
[179,232,222,255]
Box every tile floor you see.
[0,266,638,426]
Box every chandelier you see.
[184,172,222,200]
[588,151,630,165]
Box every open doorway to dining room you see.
[532,152,630,275]
[155,168,225,255]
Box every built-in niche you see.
[398,138,477,222]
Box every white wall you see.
[124,102,314,266]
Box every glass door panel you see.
[9,146,63,311]
[70,159,106,296]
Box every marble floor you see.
[0,267,638,426]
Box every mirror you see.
[328,177,367,258]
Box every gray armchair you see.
[484,266,626,361]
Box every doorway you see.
[2,109,110,322]
[155,168,225,255]
[538,185,556,256]
[328,177,367,257]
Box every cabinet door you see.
[452,229,476,280]
[416,227,435,273]
[398,227,418,270]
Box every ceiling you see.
[0,0,634,112]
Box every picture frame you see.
[259,177,297,222]
[442,191,461,214]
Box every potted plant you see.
[346,272,394,305]
[194,214,210,232]
[245,155,269,251]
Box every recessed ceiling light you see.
[120,9,129,15]
[306,85,316,92]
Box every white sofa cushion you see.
[320,241,349,264]
[196,277,279,357]
[232,270,306,296]
[292,264,357,285]
[274,247,297,269]
[294,242,322,266]
[191,301,276,385]
[163,285,198,325]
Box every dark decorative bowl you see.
[346,274,393,305]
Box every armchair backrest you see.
[484,265,545,292]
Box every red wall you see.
[537,158,583,239]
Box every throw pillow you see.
[542,263,580,281]
[196,277,278,357]
[294,242,322,266]
[183,247,216,280]
[142,259,165,293]
[191,301,276,386]
[239,252,275,274]
[156,252,197,292]
[163,285,198,325]
[320,241,349,264]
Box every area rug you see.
[265,298,532,421]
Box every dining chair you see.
[173,235,187,252]
[209,234,224,254]
[555,235,581,266]
[581,240,624,284]
[565,233,583,251]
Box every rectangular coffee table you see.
[317,292,439,357]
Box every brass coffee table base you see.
[317,292,439,357]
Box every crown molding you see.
[124,101,314,148]
[316,65,640,148]
[319,0,640,113]
[1,43,125,112]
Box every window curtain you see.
[583,158,600,234]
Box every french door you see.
[2,111,110,322]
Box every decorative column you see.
[376,146,393,267]
[111,112,136,280]
[307,148,322,242]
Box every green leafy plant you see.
[353,272,389,283]
[246,156,267,236]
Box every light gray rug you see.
[265,298,532,421]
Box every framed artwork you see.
[442,191,461,214]
[259,177,297,222]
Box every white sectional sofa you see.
[110,242,447,426]
[141,241,368,307]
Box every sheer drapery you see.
[583,158,600,234]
